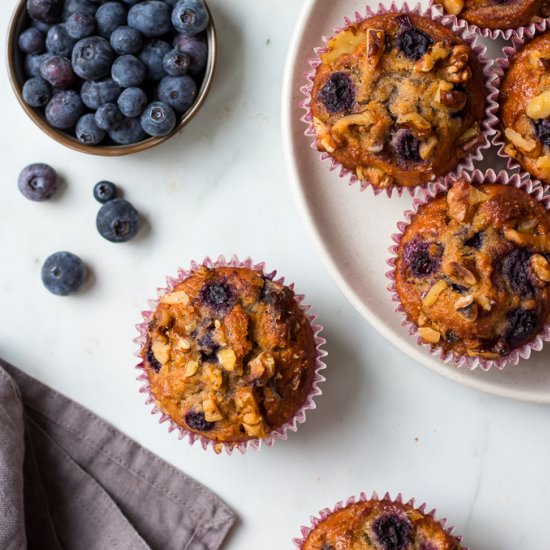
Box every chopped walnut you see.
[248,352,275,381]
[356,165,393,188]
[397,113,432,140]
[444,261,477,287]
[475,294,495,312]
[457,123,480,147]
[419,136,438,160]
[526,90,550,120]
[443,45,472,83]
[217,348,237,372]
[204,365,223,390]
[531,254,550,282]
[183,360,199,378]
[161,290,190,305]
[418,326,441,344]
[366,29,385,67]
[456,302,478,322]
[331,111,375,139]
[152,338,170,365]
[423,279,448,307]
[535,155,550,180]
[447,179,489,223]
[454,295,473,309]
[503,228,550,253]
[415,42,450,72]
[313,116,338,153]
[439,89,467,110]
[203,398,223,422]
[504,128,539,155]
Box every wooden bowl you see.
[7,1,217,156]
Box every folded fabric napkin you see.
[0,358,236,550]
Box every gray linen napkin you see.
[0,358,237,550]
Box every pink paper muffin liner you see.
[134,255,327,455]
[300,1,499,198]
[386,168,550,371]
[293,491,468,549]
[429,1,550,41]
[493,21,550,190]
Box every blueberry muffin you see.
[395,178,550,360]
[501,32,550,185]
[301,497,464,549]
[310,13,485,190]
[438,0,550,31]
[141,266,318,444]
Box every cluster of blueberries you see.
[19,0,210,145]
[18,162,140,295]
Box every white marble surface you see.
[1,1,550,548]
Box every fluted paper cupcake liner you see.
[300,1,499,198]
[386,169,550,371]
[293,491,468,549]
[134,255,327,455]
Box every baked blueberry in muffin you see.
[310,13,485,190]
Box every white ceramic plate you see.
[282,0,550,404]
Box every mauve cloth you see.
[0,359,237,550]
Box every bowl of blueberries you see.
[7,0,217,156]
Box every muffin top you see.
[395,180,550,359]
[501,32,550,185]
[141,266,317,444]
[438,0,548,31]
[311,13,485,189]
[302,498,463,550]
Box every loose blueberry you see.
[72,36,114,80]
[534,118,550,147]
[464,231,484,249]
[163,49,190,76]
[200,281,235,313]
[139,39,171,80]
[392,129,420,163]
[25,53,52,77]
[111,55,146,87]
[372,513,413,550]
[117,87,147,117]
[41,251,86,296]
[93,180,117,203]
[27,0,63,24]
[157,75,197,113]
[45,89,84,129]
[140,101,176,137]
[18,163,59,201]
[172,0,210,36]
[110,26,143,55]
[22,77,52,107]
[40,54,75,88]
[96,198,140,242]
[95,102,123,131]
[501,247,534,296]
[318,72,355,114]
[45,24,76,56]
[19,27,45,54]
[66,11,96,39]
[146,343,162,372]
[108,116,147,144]
[185,410,215,432]
[503,308,539,347]
[173,34,207,74]
[403,238,441,278]
[128,1,172,38]
[62,0,98,20]
[81,78,121,110]
[95,2,127,39]
[75,113,106,145]
[396,15,434,61]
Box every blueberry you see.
[41,252,86,296]
[45,24,76,56]
[96,198,140,242]
[22,77,52,107]
[66,12,96,39]
[40,55,75,88]
[501,247,534,296]
[200,281,235,313]
[141,101,176,137]
[108,116,147,144]
[45,89,84,129]
[27,0,63,24]
[118,87,147,117]
[139,39,171,80]
[172,0,210,36]
[72,36,115,80]
[95,102,123,131]
[464,231,484,249]
[403,238,441,278]
[62,0,98,20]
[18,163,59,201]
[145,343,162,372]
[534,119,550,147]
[110,26,143,55]
[18,28,45,54]
[198,329,219,362]
[318,72,354,113]
[76,113,106,145]
[81,78,121,110]
[95,2,127,39]
[173,34,207,74]
[396,15,434,61]
[185,410,215,432]
[111,55,146,87]
[392,129,420,163]
[31,19,53,33]
[163,49,190,76]
[128,1,172,38]
[25,53,52,77]
[503,308,539,347]
[157,75,197,113]
[372,513,413,550]
[93,180,117,203]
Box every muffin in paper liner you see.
[386,169,550,371]
[430,1,550,41]
[492,20,550,188]
[300,1,499,198]
[134,255,327,455]
[293,491,468,549]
